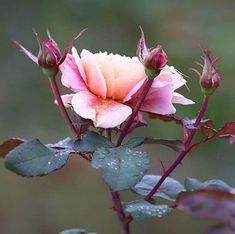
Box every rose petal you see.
[135,112,147,125]
[123,78,147,102]
[94,52,146,101]
[95,101,132,128]
[111,72,146,101]
[140,83,176,115]
[172,93,195,105]
[72,91,97,121]
[110,56,145,101]
[60,54,87,92]
[54,94,74,107]
[159,65,186,90]
[93,52,116,98]
[71,91,132,128]
[71,47,86,83]
[81,49,107,99]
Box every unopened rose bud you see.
[38,38,61,68]
[13,28,87,78]
[191,47,222,96]
[144,45,168,70]
[137,27,168,79]
[200,51,221,95]
[37,33,61,77]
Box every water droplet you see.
[143,160,149,165]
[48,162,51,165]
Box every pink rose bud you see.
[13,28,87,78]
[143,45,168,70]
[38,36,61,68]
[137,27,168,79]
[200,50,221,95]
[37,31,61,77]
[191,46,222,96]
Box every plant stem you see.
[111,190,130,234]
[116,79,153,146]
[49,77,80,139]
[145,95,209,201]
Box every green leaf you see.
[92,147,149,191]
[132,175,185,201]
[73,131,112,153]
[185,177,231,192]
[59,229,96,234]
[124,200,172,221]
[59,229,87,234]
[125,137,145,148]
[48,137,74,150]
[185,177,202,191]
[199,179,231,191]
[5,139,70,177]
[125,137,184,151]
[144,138,184,152]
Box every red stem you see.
[145,95,209,201]
[49,77,80,139]
[111,190,130,234]
[112,78,155,234]
[116,79,153,146]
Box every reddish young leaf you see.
[0,138,24,158]
[148,113,182,125]
[205,224,235,234]
[200,119,217,138]
[217,122,235,136]
[229,136,235,144]
[216,122,235,144]
[176,189,235,224]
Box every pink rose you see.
[59,47,194,128]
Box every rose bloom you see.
[59,47,194,128]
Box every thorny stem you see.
[49,77,81,139]
[144,95,210,201]
[111,190,130,234]
[50,76,127,233]
[116,79,153,146]
[112,78,154,233]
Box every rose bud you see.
[13,28,86,78]
[37,33,60,64]
[191,46,222,96]
[137,27,168,79]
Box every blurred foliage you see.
[0,0,235,233]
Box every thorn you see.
[160,160,166,173]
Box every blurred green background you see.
[0,0,235,233]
